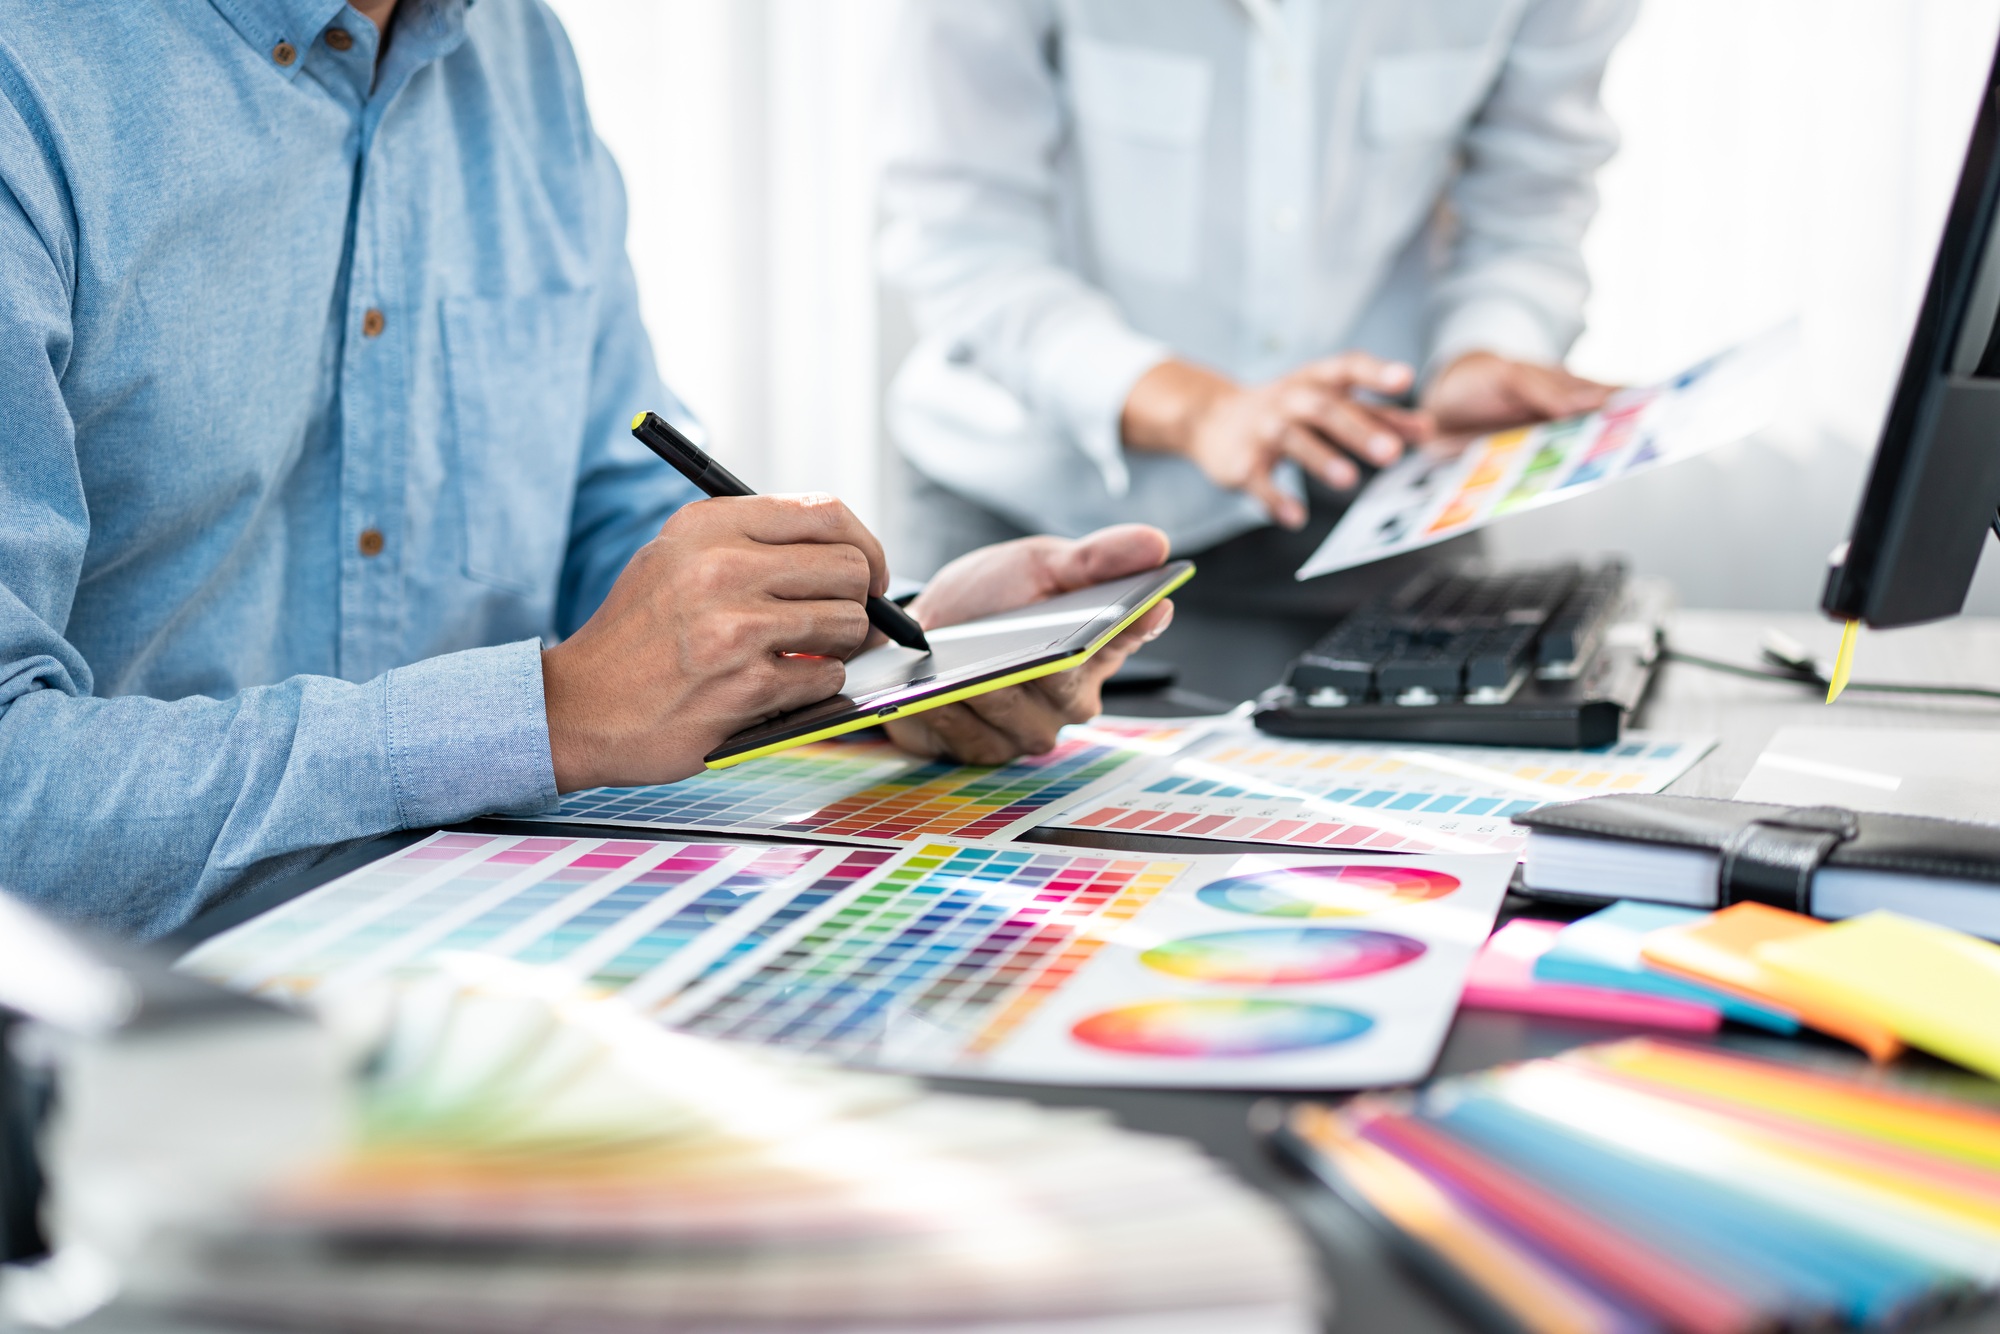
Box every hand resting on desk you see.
[540,499,1172,790]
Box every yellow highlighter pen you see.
[1826,619,1859,703]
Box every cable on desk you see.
[1660,641,2000,702]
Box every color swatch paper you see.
[1046,723,1712,854]
[662,845,1510,1088]
[1297,327,1795,579]
[527,719,1206,847]
[181,832,1512,1089]
[178,833,897,1008]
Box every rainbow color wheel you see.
[1070,998,1374,1057]
[1197,863,1459,919]
[1141,927,1425,984]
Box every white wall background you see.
[551,0,2000,611]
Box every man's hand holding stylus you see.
[542,498,1173,790]
[542,495,885,791]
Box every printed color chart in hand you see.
[524,720,1203,847]
[181,831,1511,1089]
[1045,727,1713,855]
[1296,328,1795,579]
[660,848,1511,1088]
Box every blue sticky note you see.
[1533,902,1799,1033]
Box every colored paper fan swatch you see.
[1197,864,1459,919]
[1071,999,1374,1057]
[1141,928,1426,985]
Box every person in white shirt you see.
[879,0,1637,615]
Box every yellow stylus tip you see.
[631,411,646,431]
[1826,619,1859,703]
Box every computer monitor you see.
[1823,38,2000,629]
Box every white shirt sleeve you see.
[1427,0,1641,373]
[877,0,1169,496]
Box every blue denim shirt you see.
[0,0,700,936]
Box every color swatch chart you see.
[526,720,1202,847]
[1047,728,1712,855]
[664,850,1512,1088]
[178,832,895,1010]
[1298,328,1793,578]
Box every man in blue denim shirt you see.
[0,0,1173,938]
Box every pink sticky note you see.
[1462,919,1722,1032]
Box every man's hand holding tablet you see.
[884,525,1174,764]
[542,502,1175,790]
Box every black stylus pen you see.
[631,411,932,653]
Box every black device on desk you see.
[1253,558,1666,748]
[1824,35,2000,629]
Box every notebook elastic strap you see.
[1718,806,1859,915]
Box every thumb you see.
[1041,524,1172,593]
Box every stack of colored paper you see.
[1284,1038,2000,1334]
[143,957,1319,1333]
[1530,902,1799,1032]
[1461,918,1721,1031]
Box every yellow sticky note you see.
[1642,903,1902,1061]
[1826,619,1859,703]
[1755,911,2000,1080]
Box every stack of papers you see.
[144,959,1320,1333]
[1460,919,1722,1032]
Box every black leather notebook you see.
[1513,793,2000,938]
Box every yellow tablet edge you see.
[705,563,1196,770]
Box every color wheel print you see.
[1197,863,1459,919]
[1141,928,1425,984]
[1071,999,1373,1057]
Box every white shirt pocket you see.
[1067,37,1213,284]
[1365,46,1497,146]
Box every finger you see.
[1037,523,1173,594]
[1512,366,1616,422]
[1276,421,1359,490]
[741,540,874,604]
[756,651,848,716]
[1042,599,1175,709]
[1292,351,1417,396]
[953,685,1066,758]
[720,493,893,598]
[737,598,871,660]
[1279,385,1413,467]
[896,702,1023,767]
[1243,465,1306,530]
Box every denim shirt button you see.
[361,308,386,337]
[271,41,297,66]
[357,528,386,558]
[325,27,354,52]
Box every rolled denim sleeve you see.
[0,138,556,940]
[1428,0,1640,372]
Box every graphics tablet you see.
[706,561,1194,768]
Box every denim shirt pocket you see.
[1067,37,1214,284]
[1364,47,1498,146]
[440,288,596,594]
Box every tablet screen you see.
[708,562,1193,763]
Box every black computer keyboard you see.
[1253,559,1667,748]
